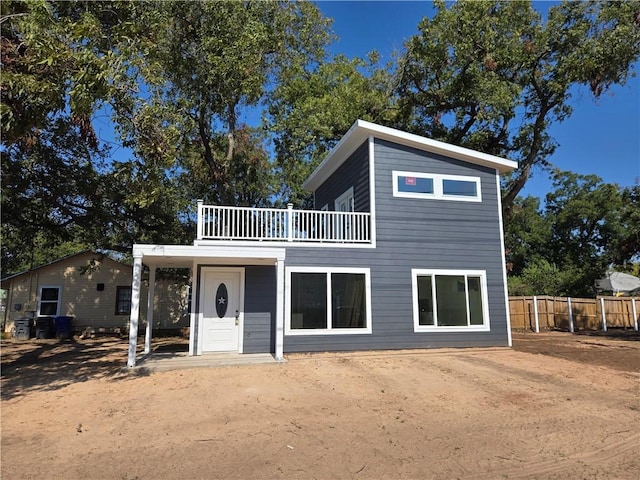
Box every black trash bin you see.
[14,317,33,340]
[54,316,73,339]
[35,316,55,339]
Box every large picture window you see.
[393,171,481,202]
[286,267,371,335]
[412,269,489,332]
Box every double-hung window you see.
[412,269,489,332]
[286,267,372,335]
[38,286,61,316]
[393,171,481,202]
[115,286,132,315]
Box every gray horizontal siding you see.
[243,266,276,354]
[314,141,369,212]
[282,137,509,353]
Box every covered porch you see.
[127,244,286,368]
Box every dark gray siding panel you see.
[314,141,369,212]
[243,266,276,354]
[282,138,509,353]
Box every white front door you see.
[200,268,244,353]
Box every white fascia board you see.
[303,119,518,192]
[132,244,286,267]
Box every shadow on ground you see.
[0,336,183,400]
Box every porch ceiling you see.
[133,244,286,268]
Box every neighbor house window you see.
[393,171,481,202]
[412,269,489,332]
[286,267,372,335]
[38,286,61,316]
[115,286,132,315]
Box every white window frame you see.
[411,269,490,333]
[393,171,482,202]
[285,266,372,335]
[37,285,62,317]
[335,187,354,212]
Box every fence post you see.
[287,203,293,242]
[632,298,638,332]
[567,297,574,333]
[600,297,607,332]
[533,296,540,333]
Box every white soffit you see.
[303,119,519,191]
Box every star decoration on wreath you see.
[218,297,226,305]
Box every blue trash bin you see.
[54,316,73,339]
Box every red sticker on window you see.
[405,177,416,186]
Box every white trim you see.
[392,170,482,202]
[144,267,156,354]
[495,173,512,346]
[193,239,376,249]
[133,244,286,267]
[303,119,518,191]
[37,285,62,317]
[189,259,197,356]
[368,136,377,248]
[285,266,372,336]
[275,259,285,360]
[127,254,143,367]
[335,187,354,212]
[198,267,245,354]
[411,268,490,333]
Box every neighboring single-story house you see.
[127,120,518,367]
[1,250,189,335]
[595,271,640,296]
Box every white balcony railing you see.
[197,202,371,244]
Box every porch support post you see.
[144,266,156,354]
[127,253,143,368]
[189,261,197,356]
[287,203,293,242]
[275,258,285,360]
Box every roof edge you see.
[303,119,518,192]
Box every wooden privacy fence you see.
[509,296,639,332]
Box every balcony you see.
[197,202,371,244]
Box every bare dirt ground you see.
[2,331,639,480]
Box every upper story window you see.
[393,171,481,202]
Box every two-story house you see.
[126,120,518,367]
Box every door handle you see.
[235,310,239,325]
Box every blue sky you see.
[317,1,640,199]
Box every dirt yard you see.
[2,331,639,479]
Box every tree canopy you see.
[506,171,640,296]
[394,0,640,209]
[1,0,639,293]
